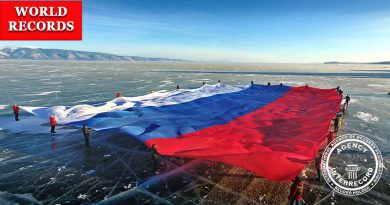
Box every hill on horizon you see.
[0,47,187,61]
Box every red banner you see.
[0,0,82,40]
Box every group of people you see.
[12,82,350,205]
[333,87,351,132]
[116,81,286,97]
[266,81,283,86]
[13,105,57,133]
[288,88,350,205]
[288,128,337,205]
[247,81,285,86]
[12,104,91,147]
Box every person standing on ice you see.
[82,125,92,147]
[150,144,160,172]
[315,153,323,181]
[50,115,57,133]
[288,176,303,205]
[150,144,159,160]
[116,92,121,98]
[12,104,20,121]
[342,102,348,114]
[345,95,351,105]
[176,85,180,89]
[333,116,340,132]
[327,130,335,145]
[338,89,343,96]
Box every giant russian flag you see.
[22,84,342,181]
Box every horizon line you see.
[0,45,388,64]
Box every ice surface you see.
[349,99,358,104]
[25,91,61,96]
[354,111,379,123]
[1,61,389,204]
[0,116,78,134]
[0,192,41,205]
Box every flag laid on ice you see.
[22,84,342,181]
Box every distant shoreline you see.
[324,61,390,65]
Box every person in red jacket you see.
[12,104,20,121]
[327,130,335,145]
[315,153,323,181]
[116,92,121,98]
[288,176,303,205]
[50,115,57,133]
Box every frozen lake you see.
[0,61,389,204]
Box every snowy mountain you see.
[0,47,186,61]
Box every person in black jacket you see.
[345,95,351,105]
[150,144,159,160]
[82,125,92,147]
